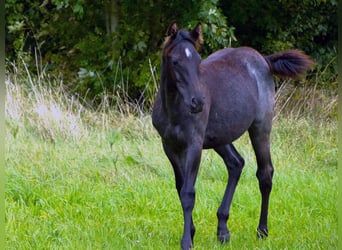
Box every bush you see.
[6,0,337,107]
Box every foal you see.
[152,22,314,249]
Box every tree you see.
[6,0,336,106]
[6,0,236,104]
[220,0,337,87]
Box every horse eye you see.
[172,59,179,66]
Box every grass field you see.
[5,70,337,249]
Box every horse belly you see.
[203,119,252,149]
[203,95,257,149]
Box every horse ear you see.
[191,22,203,50]
[166,21,178,37]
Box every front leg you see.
[163,143,198,249]
[179,144,202,250]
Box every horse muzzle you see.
[190,96,204,113]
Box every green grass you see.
[5,65,337,249]
[5,115,337,249]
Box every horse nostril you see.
[193,96,205,105]
[191,97,198,105]
[190,97,204,113]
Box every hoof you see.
[256,227,268,239]
[218,233,230,243]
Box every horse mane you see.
[163,29,202,55]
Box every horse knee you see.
[256,165,274,189]
[180,189,196,211]
[228,158,244,178]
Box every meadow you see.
[5,64,337,249]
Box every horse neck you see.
[160,75,182,123]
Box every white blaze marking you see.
[185,48,192,58]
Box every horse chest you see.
[154,114,198,149]
[152,98,207,149]
[162,123,189,147]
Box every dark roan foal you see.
[152,22,314,250]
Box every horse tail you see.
[264,50,315,79]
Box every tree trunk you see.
[105,0,119,34]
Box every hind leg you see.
[214,144,245,243]
[249,122,274,239]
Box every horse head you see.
[162,22,205,114]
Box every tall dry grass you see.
[5,58,337,143]
[5,59,157,143]
[274,79,337,121]
[6,61,88,142]
[274,57,337,121]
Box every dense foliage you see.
[220,0,337,88]
[5,0,337,105]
